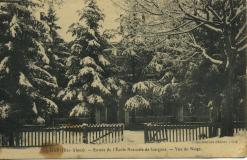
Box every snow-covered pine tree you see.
[58,0,112,121]
[43,5,69,91]
[0,1,58,126]
[41,5,69,119]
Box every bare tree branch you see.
[110,0,146,14]
[144,21,167,27]
[237,44,247,52]
[235,22,247,41]
[177,0,223,31]
[142,22,203,38]
[135,0,163,16]
[203,24,223,33]
[230,6,247,24]
[228,0,234,20]
[142,0,183,19]
[143,20,194,35]
[236,35,247,46]
[207,5,223,22]
[186,35,224,64]
[188,41,223,65]
[155,52,199,63]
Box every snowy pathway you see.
[123,130,144,144]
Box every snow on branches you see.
[98,54,110,66]
[0,57,10,75]
[125,95,150,110]
[80,56,104,72]
[91,77,111,95]
[28,63,58,85]
[19,72,33,88]
[132,81,158,93]
[9,15,20,38]
[59,0,116,118]
[0,1,60,123]
[34,40,50,64]
[69,103,88,117]
[0,101,10,119]
[80,56,97,66]
[87,94,104,104]
[57,89,77,101]
[88,40,100,48]
[39,97,58,114]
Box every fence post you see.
[8,132,15,147]
[121,124,124,142]
[209,122,220,138]
[15,131,20,147]
[82,124,88,144]
[144,123,148,143]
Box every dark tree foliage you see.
[42,6,70,120]
[0,1,58,128]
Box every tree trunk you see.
[219,25,236,137]
[131,110,136,123]
[220,71,234,136]
[220,43,235,137]
[89,109,96,124]
[209,106,219,137]
[8,132,14,147]
[209,124,218,137]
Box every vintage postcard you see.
[0,0,246,159]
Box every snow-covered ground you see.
[0,131,246,159]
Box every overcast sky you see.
[55,0,121,41]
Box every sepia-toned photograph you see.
[0,0,246,158]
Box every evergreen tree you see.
[42,6,69,118]
[58,0,112,120]
[43,6,69,89]
[0,1,58,126]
